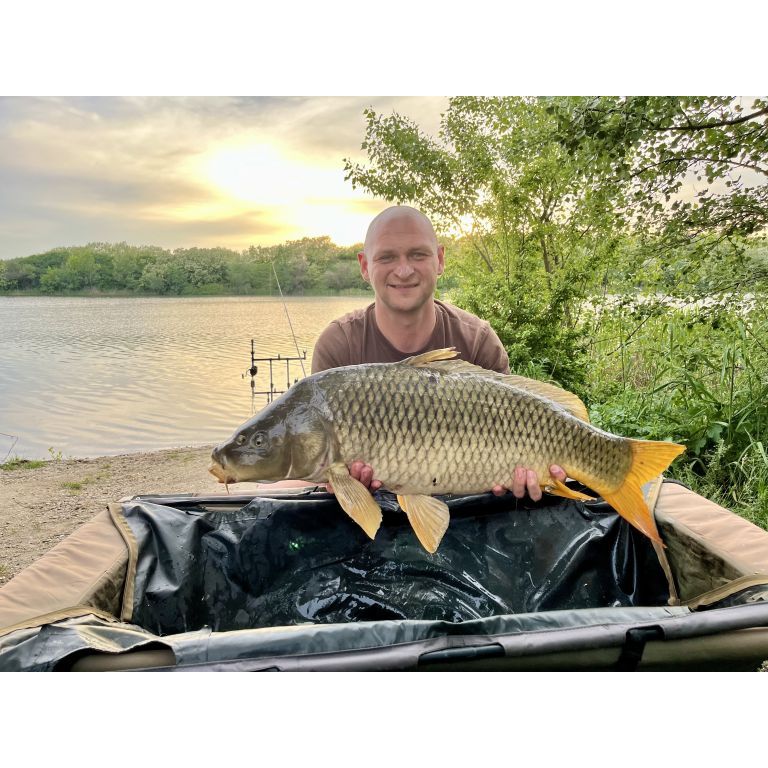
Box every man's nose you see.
[394,258,415,278]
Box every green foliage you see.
[0,237,372,297]
[138,247,229,294]
[587,283,768,529]
[1,456,46,470]
[445,239,590,392]
[2,446,64,470]
[547,96,768,244]
[1,258,42,289]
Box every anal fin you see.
[545,478,598,503]
[397,494,450,554]
[327,462,383,539]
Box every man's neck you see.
[373,300,438,353]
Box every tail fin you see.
[597,439,685,545]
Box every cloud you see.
[231,96,449,162]
[0,96,450,259]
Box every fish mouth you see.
[208,460,237,485]
[208,460,277,486]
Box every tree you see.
[171,248,229,290]
[111,244,165,290]
[1,258,41,290]
[39,266,69,292]
[548,96,768,246]
[226,258,272,293]
[545,96,768,306]
[63,248,99,289]
[139,255,187,294]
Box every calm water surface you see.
[0,295,370,460]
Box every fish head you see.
[209,388,332,484]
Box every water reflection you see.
[0,295,370,459]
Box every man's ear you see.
[436,244,445,276]
[358,251,370,281]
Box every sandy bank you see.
[0,444,262,585]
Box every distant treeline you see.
[0,237,375,296]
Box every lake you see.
[0,295,371,460]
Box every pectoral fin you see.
[545,478,598,502]
[397,494,450,554]
[327,462,383,539]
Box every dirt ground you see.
[0,444,262,585]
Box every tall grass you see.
[585,293,768,530]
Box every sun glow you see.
[194,140,386,245]
[203,143,308,205]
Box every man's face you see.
[358,215,445,314]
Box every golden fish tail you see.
[588,439,685,545]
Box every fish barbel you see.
[209,348,685,553]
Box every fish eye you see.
[254,432,266,447]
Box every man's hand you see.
[347,460,384,492]
[326,461,567,501]
[325,460,383,495]
[492,465,567,501]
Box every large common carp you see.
[209,348,685,553]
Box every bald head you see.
[363,206,438,259]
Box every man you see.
[312,205,510,374]
[313,205,566,499]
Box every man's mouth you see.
[389,283,418,289]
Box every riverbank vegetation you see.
[0,237,372,297]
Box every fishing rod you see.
[272,262,306,378]
[242,263,308,410]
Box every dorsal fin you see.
[400,348,590,423]
[399,348,459,367]
[503,373,590,423]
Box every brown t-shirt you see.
[311,300,510,374]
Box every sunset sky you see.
[0,96,450,260]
